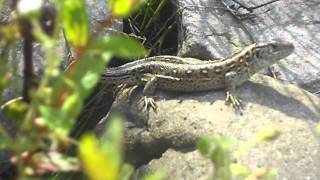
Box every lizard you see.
[101,39,294,110]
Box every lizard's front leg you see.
[225,71,248,109]
[139,75,158,111]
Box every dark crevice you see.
[108,1,179,69]
[73,1,179,143]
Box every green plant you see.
[197,128,279,180]
[0,0,146,179]
[125,0,177,55]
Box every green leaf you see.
[197,135,234,159]
[197,136,216,156]
[230,163,249,177]
[0,142,6,149]
[55,0,89,47]
[79,134,118,180]
[70,53,111,97]
[45,52,111,134]
[197,135,235,170]
[90,35,146,59]
[248,168,277,180]
[109,0,146,17]
[144,171,165,180]
[264,168,278,180]
[119,163,134,180]
[38,105,69,136]
[61,92,82,122]
[79,116,124,180]
[81,71,100,90]
[2,98,27,127]
[100,115,124,155]
[257,128,280,141]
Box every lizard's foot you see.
[114,84,130,97]
[138,96,158,112]
[113,84,138,100]
[225,91,243,110]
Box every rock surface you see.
[132,149,214,180]
[175,0,253,59]
[96,75,320,179]
[174,0,320,92]
[242,0,320,93]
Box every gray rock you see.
[86,0,122,35]
[132,149,214,180]
[175,0,320,92]
[241,0,320,93]
[175,0,252,59]
[97,75,320,179]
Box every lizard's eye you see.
[271,44,280,52]
[255,49,264,58]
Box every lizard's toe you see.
[225,91,243,110]
[139,96,158,112]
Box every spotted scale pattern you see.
[101,43,266,92]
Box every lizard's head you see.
[251,39,294,72]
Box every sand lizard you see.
[101,39,294,110]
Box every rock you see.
[96,75,320,179]
[85,0,122,35]
[174,0,320,92]
[132,149,214,180]
[175,0,252,59]
[241,0,320,93]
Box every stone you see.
[174,0,320,92]
[132,149,214,180]
[96,75,320,179]
[86,0,122,35]
[174,0,252,60]
[241,0,320,93]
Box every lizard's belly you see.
[155,77,225,92]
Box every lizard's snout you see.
[257,39,294,58]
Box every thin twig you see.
[22,33,33,103]
[249,0,280,10]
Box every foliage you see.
[55,0,89,48]
[0,0,146,179]
[109,0,147,17]
[79,116,124,180]
[197,128,279,180]
[125,0,176,55]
